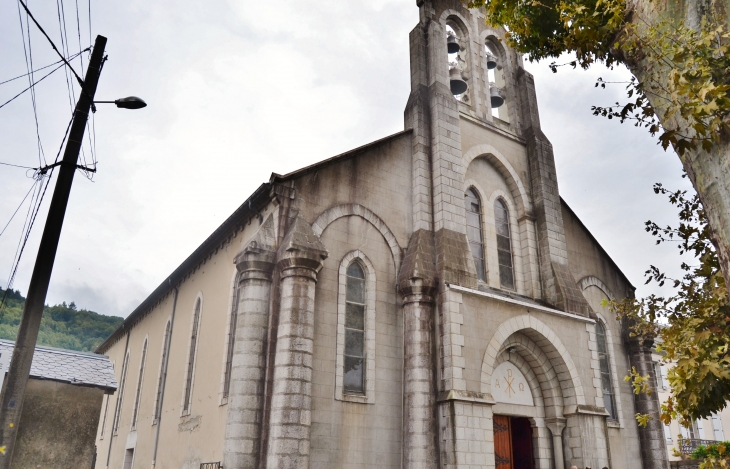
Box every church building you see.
[94,1,669,469]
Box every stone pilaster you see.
[398,230,439,469]
[516,66,590,316]
[266,216,327,469]
[223,215,277,469]
[624,331,669,469]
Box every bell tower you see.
[401,3,598,465]
[404,0,593,317]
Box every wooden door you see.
[494,415,513,469]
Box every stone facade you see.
[94,2,665,469]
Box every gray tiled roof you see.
[0,340,118,392]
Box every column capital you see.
[545,417,567,435]
[234,214,277,281]
[277,216,328,278]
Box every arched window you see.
[494,198,515,290]
[465,188,486,281]
[344,261,366,394]
[183,299,202,414]
[131,339,148,429]
[153,319,171,424]
[596,321,617,419]
[223,274,240,400]
[113,351,130,435]
[485,40,508,121]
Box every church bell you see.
[447,34,460,54]
[490,84,505,108]
[486,53,498,70]
[449,67,468,95]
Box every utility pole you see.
[0,34,107,468]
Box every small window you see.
[653,362,663,390]
[113,351,130,434]
[664,422,673,442]
[344,262,366,394]
[596,322,616,420]
[712,414,725,440]
[494,199,515,290]
[153,320,171,423]
[100,384,111,439]
[183,299,202,413]
[465,188,486,281]
[661,363,669,389]
[223,275,240,399]
[131,339,148,429]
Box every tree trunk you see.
[622,0,730,290]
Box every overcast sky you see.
[0,0,693,318]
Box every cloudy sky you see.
[0,0,692,318]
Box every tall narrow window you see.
[223,276,240,400]
[100,382,111,439]
[712,414,725,440]
[131,339,148,429]
[183,299,202,414]
[661,363,669,389]
[664,422,673,442]
[653,362,663,390]
[494,198,515,290]
[153,320,171,423]
[113,351,130,434]
[344,262,366,394]
[596,322,616,420]
[465,188,486,281]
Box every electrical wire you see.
[0,52,82,87]
[0,162,35,170]
[16,0,46,167]
[0,62,66,111]
[0,115,73,314]
[0,180,39,241]
[17,0,84,86]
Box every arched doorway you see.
[491,360,539,469]
[482,315,592,469]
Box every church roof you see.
[97,129,412,353]
[0,340,117,392]
[271,129,412,182]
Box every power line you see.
[0,114,73,314]
[16,0,45,167]
[0,61,66,111]
[0,181,39,241]
[17,0,84,86]
[0,51,85,86]
[0,162,35,170]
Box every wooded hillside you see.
[0,288,123,352]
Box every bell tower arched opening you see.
[485,37,509,122]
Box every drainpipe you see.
[150,283,178,469]
[105,326,131,468]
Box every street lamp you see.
[94,96,147,109]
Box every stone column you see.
[545,418,567,469]
[625,333,669,469]
[398,230,440,469]
[402,280,439,469]
[266,217,327,469]
[223,215,277,469]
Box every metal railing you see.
[678,438,718,454]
